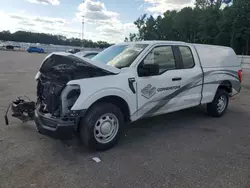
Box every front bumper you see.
[34,110,76,140]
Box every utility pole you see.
[81,15,84,49]
[81,0,85,50]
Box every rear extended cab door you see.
[172,44,203,110]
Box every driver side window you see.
[143,46,176,74]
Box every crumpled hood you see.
[42,52,120,74]
[72,52,120,74]
[36,52,120,82]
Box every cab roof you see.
[117,40,188,45]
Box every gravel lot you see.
[0,51,250,188]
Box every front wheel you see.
[207,89,229,117]
[79,102,124,151]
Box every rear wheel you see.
[79,102,124,151]
[207,89,229,117]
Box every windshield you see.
[92,44,148,69]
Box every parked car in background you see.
[27,46,44,53]
[0,43,4,50]
[67,49,81,54]
[0,43,16,50]
[6,45,14,50]
[75,51,99,59]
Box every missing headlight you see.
[61,85,80,117]
[67,89,80,100]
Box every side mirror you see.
[138,63,159,77]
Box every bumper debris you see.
[4,96,35,125]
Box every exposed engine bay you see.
[37,74,80,118]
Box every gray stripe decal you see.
[140,70,216,117]
[142,73,203,117]
[139,70,240,118]
[209,72,239,80]
[207,70,238,78]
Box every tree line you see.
[126,0,250,55]
[0,30,112,49]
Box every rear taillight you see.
[238,70,243,83]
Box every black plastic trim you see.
[172,46,183,69]
[172,77,182,81]
[128,78,136,94]
[35,109,76,140]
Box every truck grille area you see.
[37,75,66,116]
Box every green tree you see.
[126,0,250,55]
[230,0,250,54]
[195,0,222,9]
[174,7,197,42]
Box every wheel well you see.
[88,96,131,123]
[218,80,232,94]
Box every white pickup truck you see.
[31,41,242,150]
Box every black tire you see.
[79,102,124,151]
[207,89,229,117]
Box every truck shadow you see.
[119,105,216,147]
[47,104,240,160]
[49,106,210,157]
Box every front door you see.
[135,45,185,119]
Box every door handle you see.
[172,77,182,81]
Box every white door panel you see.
[178,67,203,109]
[136,71,182,118]
[135,45,184,119]
[176,46,203,110]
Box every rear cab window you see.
[178,46,195,69]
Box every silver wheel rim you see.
[217,95,227,113]
[94,113,119,144]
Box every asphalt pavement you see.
[0,51,250,188]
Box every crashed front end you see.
[35,75,81,139]
[33,53,115,139]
